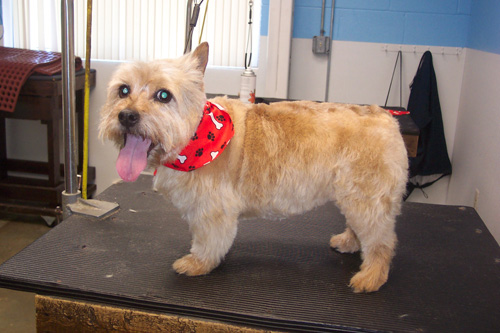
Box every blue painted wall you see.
[292,0,471,47]
[467,0,500,55]
[261,0,500,55]
[261,0,269,36]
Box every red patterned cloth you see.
[388,109,410,116]
[0,47,82,113]
[164,101,234,172]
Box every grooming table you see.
[0,175,498,332]
[0,68,97,223]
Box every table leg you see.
[46,116,61,187]
[0,117,6,179]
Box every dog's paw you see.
[349,267,388,293]
[173,254,214,276]
[330,232,360,253]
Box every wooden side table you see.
[0,68,97,223]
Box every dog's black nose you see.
[118,109,140,128]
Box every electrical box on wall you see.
[312,35,330,54]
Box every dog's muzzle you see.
[118,109,140,129]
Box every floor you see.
[0,213,51,333]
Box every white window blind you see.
[2,0,260,67]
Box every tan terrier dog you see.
[99,42,408,293]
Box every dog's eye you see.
[154,89,173,103]
[118,84,130,98]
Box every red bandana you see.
[163,101,234,172]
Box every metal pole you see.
[185,0,193,53]
[61,0,80,219]
[325,0,335,102]
[320,0,326,36]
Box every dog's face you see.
[99,43,209,181]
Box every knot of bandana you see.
[163,101,234,172]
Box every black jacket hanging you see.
[407,51,452,188]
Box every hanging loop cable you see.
[184,0,204,54]
[384,50,403,107]
[244,0,253,69]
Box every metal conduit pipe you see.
[325,0,335,102]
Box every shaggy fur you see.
[99,43,408,293]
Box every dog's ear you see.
[191,42,209,74]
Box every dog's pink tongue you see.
[116,134,151,182]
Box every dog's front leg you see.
[173,211,238,276]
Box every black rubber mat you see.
[1,175,499,332]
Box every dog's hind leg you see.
[348,239,396,293]
[173,211,239,276]
[339,199,398,293]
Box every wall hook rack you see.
[382,44,463,56]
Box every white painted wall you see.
[448,49,500,243]
[87,60,123,192]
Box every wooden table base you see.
[35,295,274,333]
